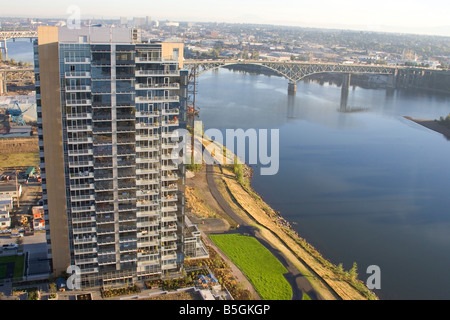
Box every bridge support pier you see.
[288,81,297,95]
[340,73,351,111]
[1,40,7,60]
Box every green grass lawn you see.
[209,234,292,300]
[0,265,6,278]
[0,255,25,279]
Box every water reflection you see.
[197,68,450,299]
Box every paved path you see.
[204,163,323,300]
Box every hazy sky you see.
[2,0,450,36]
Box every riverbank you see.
[187,136,377,300]
[404,116,450,140]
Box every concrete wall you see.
[37,26,71,276]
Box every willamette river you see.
[8,40,450,300]
[196,68,450,300]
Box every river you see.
[196,68,450,300]
[7,40,450,300]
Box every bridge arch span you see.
[184,60,398,84]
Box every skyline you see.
[1,0,450,37]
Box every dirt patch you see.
[185,166,236,229]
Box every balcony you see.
[136,200,159,208]
[97,228,115,235]
[68,137,93,144]
[136,95,179,103]
[161,253,178,261]
[66,113,92,120]
[67,125,93,132]
[161,120,179,127]
[64,57,91,64]
[75,257,98,265]
[97,249,116,256]
[136,145,159,153]
[65,71,91,78]
[161,233,178,242]
[135,83,180,90]
[98,237,116,245]
[98,258,117,266]
[74,247,98,255]
[161,224,177,232]
[72,216,96,224]
[96,217,115,225]
[68,149,93,156]
[137,220,159,228]
[137,190,159,198]
[161,164,178,171]
[119,225,137,233]
[66,85,91,92]
[71,194,95,202]
[70,183,95,191]
[161,108,179,116]
[136,178,159,186]
[135,111,159,118]
[161,263,178,270]
[135,69,180,77]
[66,99,92,107]
[137,240,160,248]
[161,184,177,192]
[161,195,178,202]
[135,57,178,64]
[80,267,100,275]
[161,214,178,222]
[137,210,159,218]
[135,157,158,164]
[161,173,179,182]
[119,236,138,243]
[71,205,96,213]
[136,134,160,142]
[136,168,159,175]
[72,227,97,235]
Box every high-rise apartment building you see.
[34,26,190,288]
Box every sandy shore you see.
[404,116,450,140]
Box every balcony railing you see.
[136,95,179,103]
[135,83,180,90]
[65,71,91,78]
[66,85,91,92]
[135,69,180,76]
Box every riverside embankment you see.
[189,136,378,300]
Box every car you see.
[2,243,18,250]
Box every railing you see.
[65,57,90,64]
[135,69,180,76]
[135,57,178,63]
[65,71,91,78]
[136,95,179,102]
[135,83,180,90]
[66,85,91,92]
[67,113,92,120]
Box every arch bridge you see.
[0,31,38,60]
[183,59,399,94]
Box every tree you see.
[349,262,358,280]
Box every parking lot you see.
[0,232,50,277]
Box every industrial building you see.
[34,25,199,288]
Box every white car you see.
[2,243,18,250]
